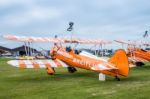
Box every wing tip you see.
[7,60,19,67]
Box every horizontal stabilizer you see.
[91,62,118,71]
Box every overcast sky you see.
[0,0,150,49]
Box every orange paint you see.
[108,49,129,77]
[134,49,150,61]
[19,60,26,68]
[54,59,62,68]
[31,60,40,69]
[45,61,54,75]
[128,48,150,62]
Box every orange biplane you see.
[115,39,150,67]
[3,34,129,81]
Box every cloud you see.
[0,1,63,27]
[2,8,62,27]
[0,0,150,49]
[0,0,32,8]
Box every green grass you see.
[0,58,150,99]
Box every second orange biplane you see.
[115,39,150,67]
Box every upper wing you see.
[114,40,136,46]
[3,34,62,43]
[7,59,68,69]
[64,38,112,44]
[3,34,112,44]
[114,39,150,46]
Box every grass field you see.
[0,58,150,99]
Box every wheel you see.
[115,76,121,81]
[67,67,77,73]
[135,62,144,67]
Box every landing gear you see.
[115,76,120,81]
[52,67,55,72]
[67,67,77,73]
[135,62,144,67]
[47,72,54,75]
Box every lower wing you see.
[7,59,68,69]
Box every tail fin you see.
[109,49,129,77]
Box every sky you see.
[0,0,150,50]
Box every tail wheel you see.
[115,76,121,81]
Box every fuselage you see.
[52,48,118,77]
[133,48,150,61]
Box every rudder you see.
[108,49,129,77]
